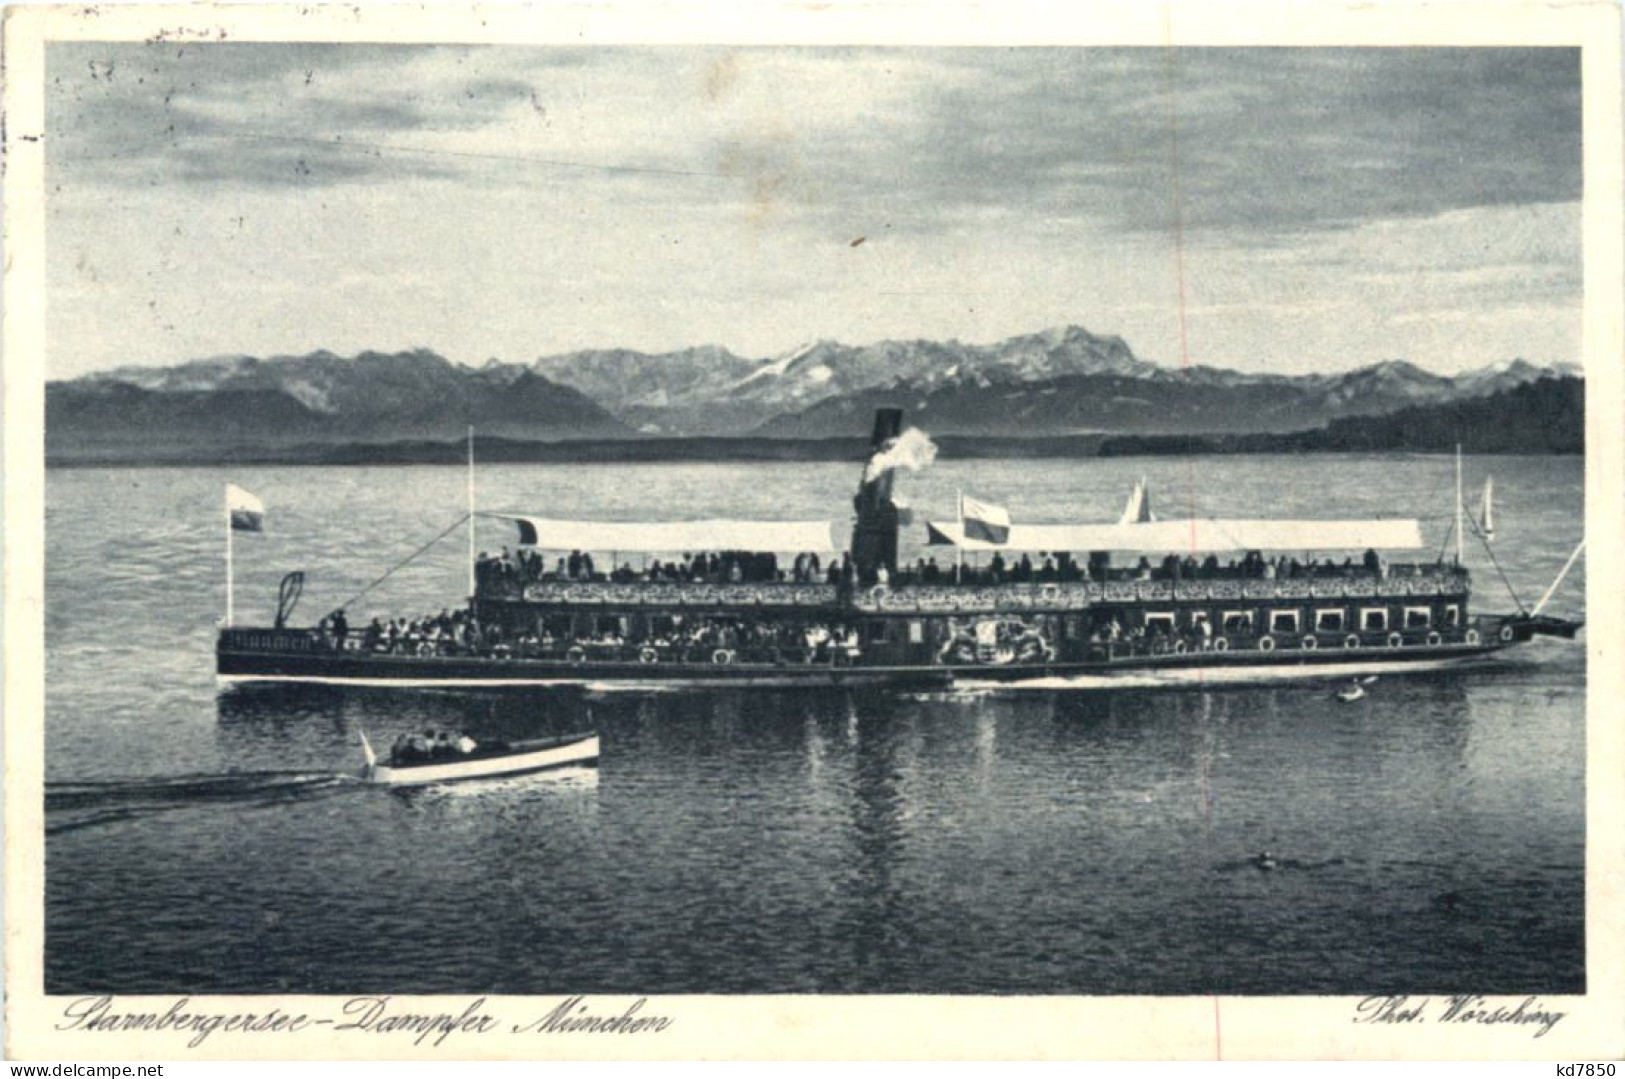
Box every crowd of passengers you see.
[476,548,845,589]
[477,544,1453,594]
[920,547,1417,586]
[314,605,866,661]
[315,606,491,655]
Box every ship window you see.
[1065,616,1081,640]
[1361,608,1389,632]
[908,620,924,644]
[543,615,573,638]
[1145,612,1175,634]
[1405,606,1432,629]
[1316,609,1345,632]
[1222,610,1254,633]
[867,620,888,643]
[1269,610,1300,634]
[1443,604,1461,627]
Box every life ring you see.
[1498,624,1515,643]
[639,646,659,664]
[1173,639,1187,655]
[1426,631,1442,647]
[567,646,586,665]
[1213,637,1229,652]
[1387,632,1403,649]
[416,641,434,656]
[1301,635,1318,651]
[1344,634,1360,650]
[1039,583,1061,603]
[712,648,735,666]
[1465,628,1482,646]
[870,584,890,607]
[1258,635,1276,652]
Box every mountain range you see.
[46,325,1580,460]
[49,348,631,455]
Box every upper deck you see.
[477,562,1469,615]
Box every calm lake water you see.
[44,454,1585,994]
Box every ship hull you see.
[218,638,1508,690]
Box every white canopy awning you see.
[498,514,842,554]
[925,517,1424,553]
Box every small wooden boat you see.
[359,730,598,786]
[1336,683,1366,703]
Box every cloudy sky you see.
[46,45,1580,379]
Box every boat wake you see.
[46,771,360,835]
[584,681,685,695]
[1215,855,1348,873]
[412,766,600,798]
[900,688,999,703]
[955,656,1494,693]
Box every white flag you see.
[226,484,265,532]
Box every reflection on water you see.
[44,458,1585,994]
[46,650,1586,996]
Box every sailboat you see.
[1118,478,1157,525]
[1478,477,1495,542]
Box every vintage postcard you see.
[4,0,1622,1061]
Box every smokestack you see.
[851,408,905,578]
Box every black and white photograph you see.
[4,1,1622,1061]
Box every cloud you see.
[43,45,1581,380]
[47,43,574,189]
[50,45,1579,230]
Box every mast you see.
[1454,443,1464,565]
[224,484,235,627]
[956,490,965,583]
[467,425,476,598]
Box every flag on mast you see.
[227,484,265,532]
[960,495,1011,544]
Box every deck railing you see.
[476,565,1468,612]
[512,581,842,607]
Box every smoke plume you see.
[864,426,938,482]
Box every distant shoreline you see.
[45,431,1582,468]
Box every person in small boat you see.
[393,731,431,762]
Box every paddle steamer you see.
[216,409,1582,689]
